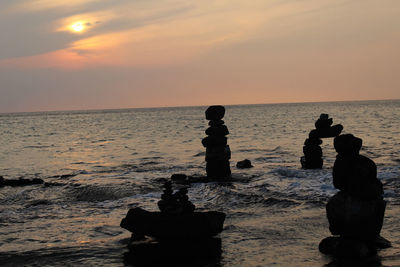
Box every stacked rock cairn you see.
[157,181,195,214]
[201,105,231,179]
[301,114,343,169]
[319,134,390,257]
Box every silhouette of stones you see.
[202,106,231,179]
[120,181,226,240]
[301,114,343,169]
[236,159,253,169]
[319,134,390,257]
[0,176,44,187]
[157,181,195,214]
[314,113,344,138]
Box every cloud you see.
[1,0,400,112]
[2,0,328,68]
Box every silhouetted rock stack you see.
[120,181,226,240]
[157,181,195,214]
[301,114,343,169]
[202,105,231,179]
[319,134,390,257]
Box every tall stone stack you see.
[319,134,390,257]
[301,114,343,169]
[201,105,231,179]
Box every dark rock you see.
[205,125,229,136]
[319,236,375,258]
[0,177,44,187]
[317,124,343,138]
[170,173,187,181]
[320,133,389,259]
[334,134,362,156]
[202,136,227,147]
[206,160,231,179]
[315,114,333,129]
[304,138,322,146]
[326,192,386,240]
[157,182,195,214]
[236,159,253,169]
[208,120,224,126]
[310,124,343,138]
[120,207,226,239]
[203,105,231,179]
[303,145,323,158]
[308,129,320,139]
[205,105,225,121]
[300,156,323,169]
[374,235,391,248]
[319,236,341,255]
[205,146,231,161]
[333,155,383,199]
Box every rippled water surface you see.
[1,100,400,266]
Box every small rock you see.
[236,159,253,169]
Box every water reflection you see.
[123,237,222,266]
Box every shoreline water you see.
[1,100,399,266]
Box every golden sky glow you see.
[0,0,399,112]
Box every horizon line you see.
[1,98,399,115]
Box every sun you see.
[70,22,85,33]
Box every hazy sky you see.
[0,0,399,113]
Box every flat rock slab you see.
[120,207,226,240]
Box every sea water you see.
[0,100,399,266]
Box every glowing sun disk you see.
[71,22,85,32]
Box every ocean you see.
[0,100,399,266]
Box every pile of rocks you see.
[319,134,390,257]
[301,114,343,169]
[202,106,231,179]
[120,182,226,241]
[157,181,195,214]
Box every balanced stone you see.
[205,105,225,121]
[301,114,343,169]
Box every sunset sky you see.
[0,0,399,113]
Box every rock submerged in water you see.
[0,176,44,187]
[120,207,226,240]
[120,182,226,240]
[319,236,391,258]
[236,159,253,169]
